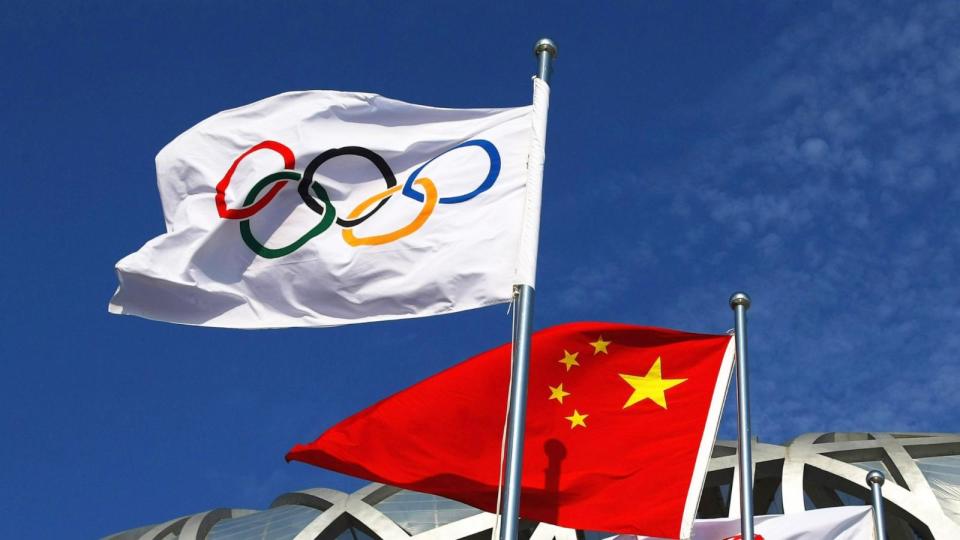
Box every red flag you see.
[287,322,734,538]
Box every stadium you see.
[106,432,960,540]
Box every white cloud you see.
[546,0,960,442]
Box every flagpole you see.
[499,38,556,540]
[730,292,754,540]
[866,470,888,539]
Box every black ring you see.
[298,146,398,228]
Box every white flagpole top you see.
[866,469,886,486]
[729,291,752,310]
[534,38,558,59]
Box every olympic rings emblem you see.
[215,140,501,258]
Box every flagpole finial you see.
[533,38,558,84]
[729,292,751,310]
[534,38,558,59]
[866,470,888,539]
[866,470,885,486]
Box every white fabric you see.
[609,507,875,540]
[513,77,549,286]
[110,89,536,328]
[916,455,960,523]
[680,337,736,539]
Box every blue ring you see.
[401,140,501,204]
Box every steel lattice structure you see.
[105,432,960,540]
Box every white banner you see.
[110,86,542,328]
[608,506,875,540]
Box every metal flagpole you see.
[730,292,754,540]
[499,38,556,540]
[867,470,888,540]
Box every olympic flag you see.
[110,81,548,328]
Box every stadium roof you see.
[105,432,960,540]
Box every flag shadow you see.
[288,438,569,527]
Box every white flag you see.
[110,81,549,328]
[607,506,875,540]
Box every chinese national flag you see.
[287,322,735,538]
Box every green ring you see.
[239,171,336,258]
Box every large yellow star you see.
[619,357,687,409]
[548,383,570,404]
[589,336,611,355]
[558,350,580,371]
[565,409,588,429]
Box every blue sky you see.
[2,1,958,537]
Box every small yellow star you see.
[565,409,588,429]
[619,357,687,409]
[589,336,611,355]
[558,350,580,371]
[548,383,570,404]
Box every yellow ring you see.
[342,177,438,247]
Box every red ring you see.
[216,141,295,219]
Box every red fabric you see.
[287,322,732,537]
